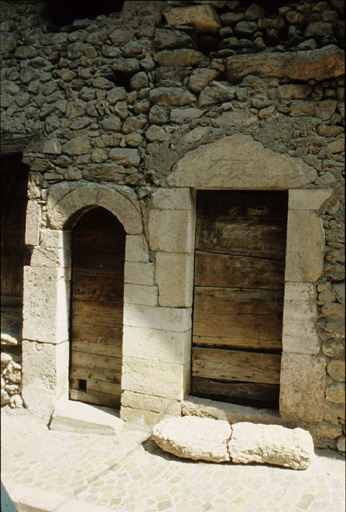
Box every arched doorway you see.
[69,207,125,408]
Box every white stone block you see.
[288,188,333,210]
[122,356,189,399]
[124,261,155,285]
[285,210,325,282]
[124,284,158,306]
[125,235,149,262]
[282,282,320,354]
[123,325,191,364]
[31,246,71,269]
[25,200,41,246]
[120,406,172,428]
[124,303,192,332]
[148,210,195,253]
[121,390,181,415]
[22,340,69,420]
[23,266,70,343]
[150,188,195,210]
[40,229,71,249]
[156,252,194,307]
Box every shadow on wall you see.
[46,0,125,27]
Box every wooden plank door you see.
[69,207,125,408]
[191,191,288,409]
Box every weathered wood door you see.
[192,191,288,409]
[69,207,125,408]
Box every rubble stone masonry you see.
[0,0,344,453]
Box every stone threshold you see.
[48,400,124,435]
[181,395,298,428]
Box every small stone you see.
[188,68,219,93]
[130,72,149,91]
[64,136,91,156]
[154,49,206,68]
[109,148,140,167]
[150,87,196,107]
[337,436,345,452]
[234,21,257,36]
[43,139,62,155]
[91,148,107,163]
[149,105,169,125]
[10,394,23,408]
[101,116,122,131]
[327,360,345,382]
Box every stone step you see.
[49,400,124,435]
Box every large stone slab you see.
[167,134,317,188]
[228,422,314,470]
[148,210,195,253]
[225,45,344,82]
[25,200,41,246]
[152,416,231,462]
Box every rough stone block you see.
[125,235,149,262]
[25,200,41,246]
[121,390,181,415]
[280,353,326,422]
[122,356,189,399]
[153,416,231,462]
[124,261,155,286]
[228,422,314,470]
[31,246,71,269]
[282,282,320,354]
[327,360,345,382]
[124,284,158,306]
[149,188,194,210]
[124,303,192,332]
[123,325,191,364]
[285,210,325,282]
[148,210,195,253]
[288,188,333,210]
[22,340,69,420]
[109,148,140,167]
[167,134,317,188]
[156,252,194,307]
[23,266,70,343]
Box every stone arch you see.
[167,134,317,189]
[46,181,143,234]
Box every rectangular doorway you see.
[191,190,288,409]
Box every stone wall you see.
[0,0,344,453]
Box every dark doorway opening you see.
[191,190,288,409]
[69,207,126,408]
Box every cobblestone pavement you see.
[1,408,345,512]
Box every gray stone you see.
[109,148,140,167]
[130,72,149,91]
[152,416,231,462]
[101,116,122,131]
[154,49,206,68]
[154,28,195,50]
[106,87,127,105]
[64,137,91,156]
[171,108,204,123]
[228,422,314,470]
[150,87,196,107]
[234,21,257,36]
